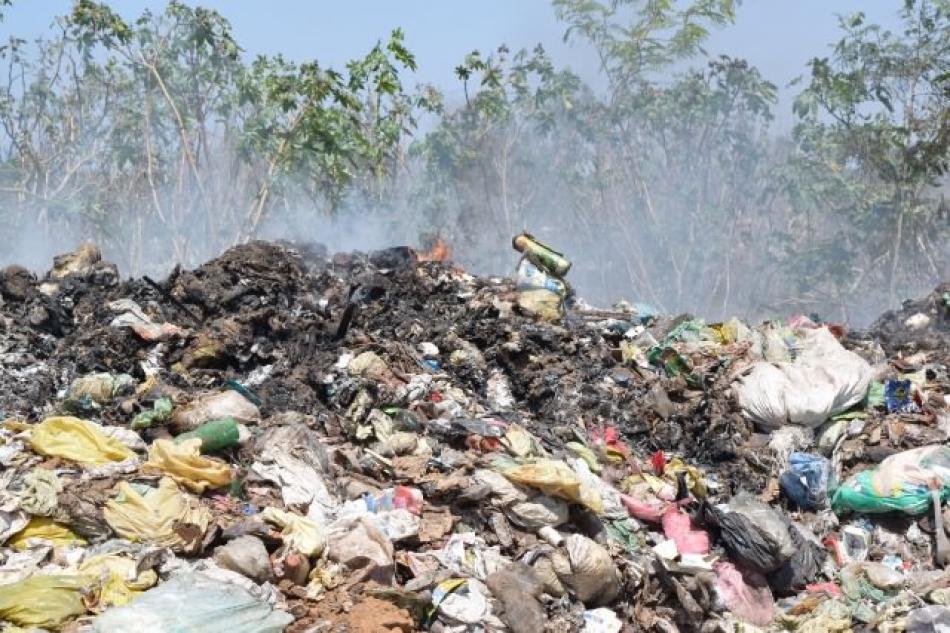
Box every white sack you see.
[734,327,873,430]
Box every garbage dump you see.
[0,238,948,632]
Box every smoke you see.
[0,1,945,328]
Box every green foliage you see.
[0,2,428,269]
[412,44,588,273]
[789,0,950,311]
[554,0,737,79]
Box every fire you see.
[415,236,451,263]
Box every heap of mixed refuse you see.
[0,236,948,632]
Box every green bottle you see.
[175,417,240,453]
[512,232,572,277]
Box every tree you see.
[416,0,780,316]
[0,1,430,273]
[790,0,950,315]
[412,45,585,273]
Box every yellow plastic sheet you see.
[665,458,707,499]
[8,517,87,551]
[498,458,603,514]
[29,416,135,465]
[103,477,212,550]
[67,372,117,404]
[143,438,232,493]
[565,442,602,473]
[0,574,87,629]
[76,554,158,611]
[18,467,62,516]
[622,460,707,500]
[260,507,326,556]
[516,289,562,321]
[502,424,543,458]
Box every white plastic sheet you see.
[92,572,292,632]
[92,574,293,633]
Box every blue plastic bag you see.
[779,453,833,510]
[884,379,918,413]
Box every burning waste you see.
[0,236,947,632]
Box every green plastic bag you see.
[832,445,950,515]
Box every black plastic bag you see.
[767,522,826,595]
[705,493,794,574]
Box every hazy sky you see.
[2,1,904,127]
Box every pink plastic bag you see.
[713,562,775,626]
[661,508,710,555]
[620,493,666,523]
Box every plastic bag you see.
[251,425,337,525]
[0,574,87,628]
[77,553,158,610]
[502,423,544,458]
[131,397,173,430]
[515,259,566,321]
[905,605,950,633]
[559,534,620,606]
[428,532,506,583]
[171,390,260,433]
[486,563,544,633]
[506,495,569,529]
[832,445,950,515]
[335,497,421,542]
[260,507,326,557]
[839,563,894,603]
[91,572,293,633]
[713,562,775,626]
[567,442,602,473]
[8,516,87,550]
[619,489,668,523]
[779,452,833,510]
[348,350,398,381]
[103,477,212,551]
[214,535,273,583]
[472,469,530,507]
[767,522,826,596]
[29,416,136,465]
[78,372,121,400]
[18,467,62,516]
[776,596,851,632]
[734,327,873,430]
[65,372,132,409]
[432,578,496,626]
[619,466,692,523]
[885,379,919,413]
[496,458,603,514]
[583,608,623,633]
[0,507,29,545]
[143,438,232,493]
[327,515,394,584]
[863,562,904,589]
[707,493,794,574]
[569,457,629,521]
[661,508,710,555]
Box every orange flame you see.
[415,236,451,262]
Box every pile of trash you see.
[0,236,948,632]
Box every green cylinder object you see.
[174,417,240,453]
